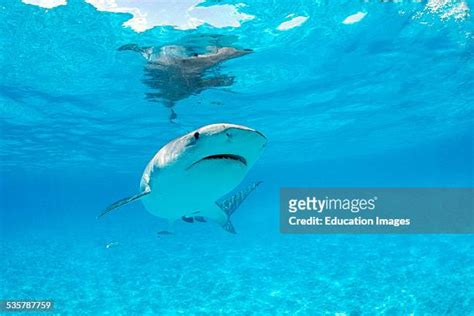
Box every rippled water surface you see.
[1,0,473,314]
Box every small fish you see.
[105,241,120,249]
[157,230,173,235]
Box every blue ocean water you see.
[1,0,473,314]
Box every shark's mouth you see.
[203,154,247,165]
[188,154,247,169]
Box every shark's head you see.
[140,123,266,196]
[177,123,266,171]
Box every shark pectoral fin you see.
[97,188,151,219]
[215,181,262,234]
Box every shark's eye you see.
[194,132,200,140]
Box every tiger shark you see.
[99,123,266,234]
[118,44,253,121]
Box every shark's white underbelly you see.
[141,159,248,221]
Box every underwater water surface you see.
[1,0,474,314]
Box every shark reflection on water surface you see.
[119,43,253,121]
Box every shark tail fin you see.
[222,221,236,234]
[217,181,262,234]
[98,188,151,219]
